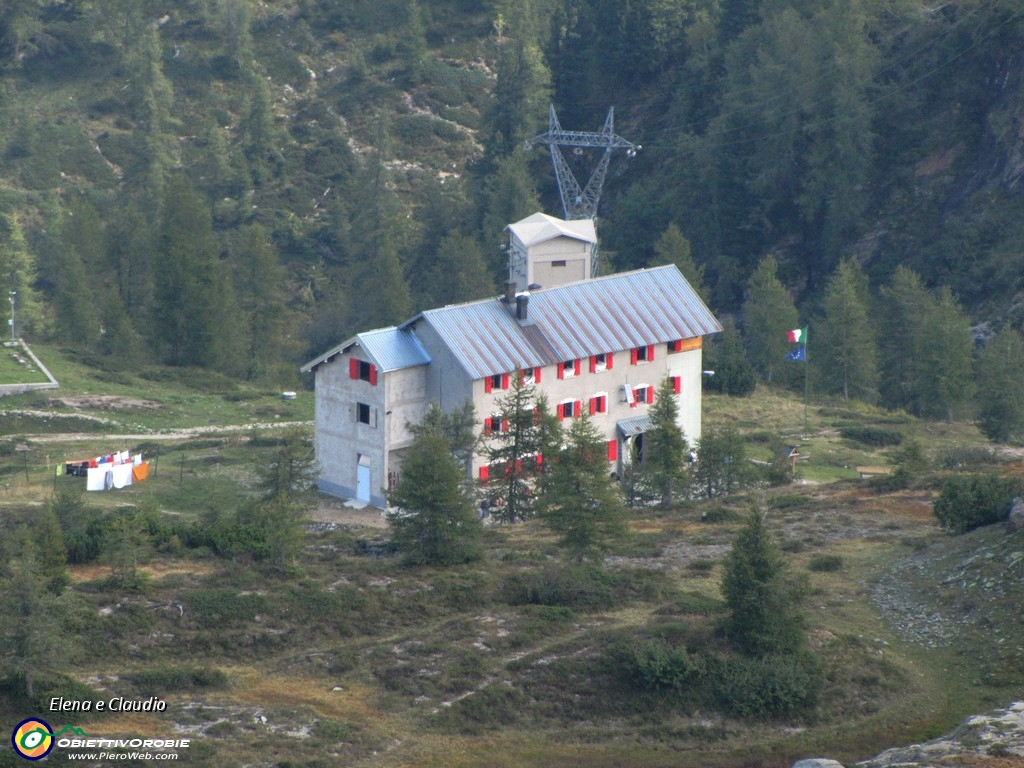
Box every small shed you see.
[777,445,800,473]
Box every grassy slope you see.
[1,350,1022,767]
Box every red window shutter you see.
[630,348,638,365]
[558,361,565,379]
[574,399,582,417]
[600,395,607,413]
[607,440,617,461]
[589,397,597,416]
[673,376,682,394]
[573,359,581,376]
[648,385,655,404]
[349,358,359,379]
[479,465,490,480]
[630,388,638,408]
[557,403,564,422]
[536,454,544,467]
[502,419,510,433]
[369,364,378,385]
[515,459,523,472]
[648,345,655,361]
[519,369,525,385]
[607,352,614,370]
[535,367,541,383]
[501,373,510,389]
[589,356,597,373]
[484,377,492,394]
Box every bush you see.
[937,445,999,468]
[807,555,844,572]
[502,564,617,611]
[617,637,705,694]
[839,426,903,447]
[129,666,228,695]
[434,684,525,734]
[709,650,823,719]
[186,589,268,628]
[933,474,1024,534]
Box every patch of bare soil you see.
[307,496,388,529]
[50,395,163,410]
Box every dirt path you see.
[19,420,312,442]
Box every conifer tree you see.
[152,174,237,368]
[642,377,691,508]
[743,256,798,385]
[653,223,709,303]
[0,212,44,337]
[407,401,478,478]
[418,231,495,309]
[704,316,757,397]
[481,372,555,523]
[388,431,483,566]
[233,224,291,380]
[815,259,877,402]
[0,545,66,699]
[922,286,974,424]
[720,510,808,657]
[976,327,1024,443]
[537,413,626,562]
[877,266,930,415]
[35,501,69,597]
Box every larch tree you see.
[232,224,291,381]
[653,223,709,304]
[537,413,626,563]
[0,544,67,700]
[642,376,691,508]
[480,371,557,524]
[719,510,809,657]
[815,259,877,402]
[976,327,1024,443]
[387,430,483,566]
[704,316,757,397]
[152,174,239,369]
[921,286,974,424]
[877,267,931,415]
[0,212,44,337]
[742,256,798,386]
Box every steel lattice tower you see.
[526,105,639,275]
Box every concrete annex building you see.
[301,212,722,507]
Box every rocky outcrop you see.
[1008,496,1024,533]
[791,702,1024,768]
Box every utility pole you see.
[525,105,639,276]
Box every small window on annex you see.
[357,402,372,425]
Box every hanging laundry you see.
[132,462,150,483]
[111,463,133,489]
[86,467,107,491]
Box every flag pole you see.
[803,326,809,434]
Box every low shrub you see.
[502,564,616,611]
[807,555,844,572]
[839,426,903,447]
[616,637,706,695]
[933,474,1024,534]
[129,666,228,695]
[700,507,742,523]
[434,684,525,734]
[708,650,824,719]
[186,589,268,628]
[937,445,999,468]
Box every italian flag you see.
[786,328,806,343]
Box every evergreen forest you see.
[1,0,1024,429]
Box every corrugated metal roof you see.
[301,326,430,374]
[617,414,654,438]
[357,327,431,372]
[507,212,597,247]
[404,265,722,380]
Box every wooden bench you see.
[856,466,892,480]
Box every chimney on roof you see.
[516,294,530,321]
[503,281,516,304]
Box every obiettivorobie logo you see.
[11,718,88,761]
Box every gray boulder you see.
[1008,496,1024,533]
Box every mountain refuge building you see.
[301,212,722,507]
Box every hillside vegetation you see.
[1,0,1024,381]
[1,348,1023,767]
